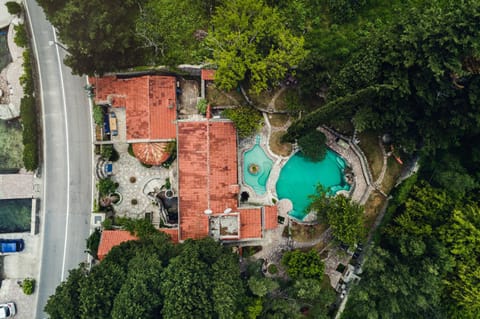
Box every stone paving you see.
[105,143,176,219]
[0,16,24,120]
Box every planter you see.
[165,190,174,199]
[110,192,122,205]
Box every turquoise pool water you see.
[276,150,350,220]
[243,142,273,195]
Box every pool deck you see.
[238,117,375,218]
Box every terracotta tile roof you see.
[178,120,240,240]
[201,69,216,81]
[132,142,170,166]
[97,230,137,261]
[264,205,278,230]
[89,75,176,141]
[239,208,262,239]
[178,121,210,240]
[158,228,179,243]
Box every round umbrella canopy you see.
[132,142,170,166]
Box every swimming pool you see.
[276,150,350,220]
[243,141,273,195]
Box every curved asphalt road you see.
[25,1,93,318]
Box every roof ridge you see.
[206,120,211,209]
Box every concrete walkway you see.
[0,11,24,120]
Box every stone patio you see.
[105,143,177,219]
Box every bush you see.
[267,264,278,275]
[127,144,135,157]
[22,278,35,295]
[5,1,22,15]
[23,143,38,171]
[223,106,263,138]
[298,130,327,162]
[13,24,28,47]
[196,98,208,115]
[101,144,113,160]
[98,178,117,196]
[86,228,101,259]
[93,105,104,126]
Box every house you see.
[177,119,277,242]
[92,73,278,259]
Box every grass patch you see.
[290,222,328,242]
[249,89,277,109]
[269,131,292,157]
[381,156,403,193]
[268,114,290,128]
[206,85,242,106]
[274,88,290,111]
[363,191,387,230]
[358,131,383,181]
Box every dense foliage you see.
[16,24,39,171]
[297,130,327,161]
[343,181,480,318]
[206,0,307,94]
[308,185,365,246]
[223,106,263,138]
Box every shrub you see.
[98,178,116,196]
[86,228,101,259]
[127,144,135,157]
[5,1,22,15]
[100,144,113,160]
[22,278,35,295]
[267,264,278,275]
[13,23,28,47]
[223,106,263,138]
[282,249,325,280]
[93,105,104,126]
[23,143,37,171]
[298,130,327,162]
[196,98,208,115]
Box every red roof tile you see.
[158,228,179,243]
[264,205,278,230]
[201,69,216,81]
[178,121,210,240]
[97,230,137,261]
[132,142,170,166]
[90,75,176,141]
[239,208,262,239]
[177,120,240,241]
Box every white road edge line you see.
[86,76,94,267]
[24,1,47,315]
[52,28,72,281]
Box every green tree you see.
[111,253,164,319]
[45,266,88,319]
[308,186,365,246]
[135,0,207,66]
[248,277,279,298]
[36,0,147,75]
[5,1,22,15]
[282,249,324,281]
[297,130,327,161]
[223,106,263,138]
[206,0,307,94]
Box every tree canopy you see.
[308,185,365,246]
[206,0,307,94]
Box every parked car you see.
[0,239,24,254]
[0,302,16,318]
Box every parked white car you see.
[0,302,16,318]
